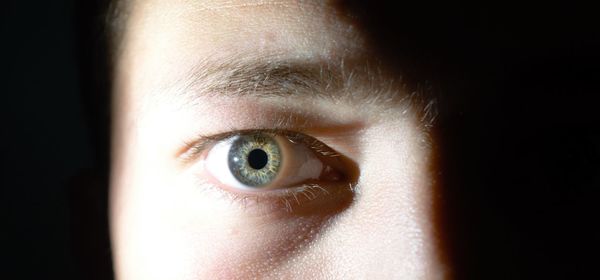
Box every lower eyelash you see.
[277,184,331,213]
[185,128,356,214]
[203,180,350,215]
[238,184,332,213]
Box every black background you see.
[3,1,599,279]
[3,0,111,279]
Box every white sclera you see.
[203,135,324,192]
[204,136,253,190]
[276,142,323,186]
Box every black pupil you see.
[247,149,268,170]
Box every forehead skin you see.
[119,0,363,88]
[112,0,447,279]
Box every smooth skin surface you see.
[111,0,447,279]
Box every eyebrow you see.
[175,55,406,105]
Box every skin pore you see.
[110,0,447,279]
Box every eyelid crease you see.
[179,128,359,215]
[177,128,340,164]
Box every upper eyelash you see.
[178,128,339,162]
[178,129,352,212]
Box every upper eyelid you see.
[177,128,309,163]
[175,112,313,161]
[177,128,359,213]
[174,118,365,164]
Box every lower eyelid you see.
[199,178,355,218]
[215,184,357,222]
[188,129,360,215]
[194,155,357,216]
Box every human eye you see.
[180,129,357,212]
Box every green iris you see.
[228,133,282,187]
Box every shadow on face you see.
[72,1,600,279]
[336,1,600,279]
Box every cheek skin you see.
[111,97,445,279]
[110,0,447,278]
[249,121,442,279]
[326,123,441,279]
[111,145,343,279]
